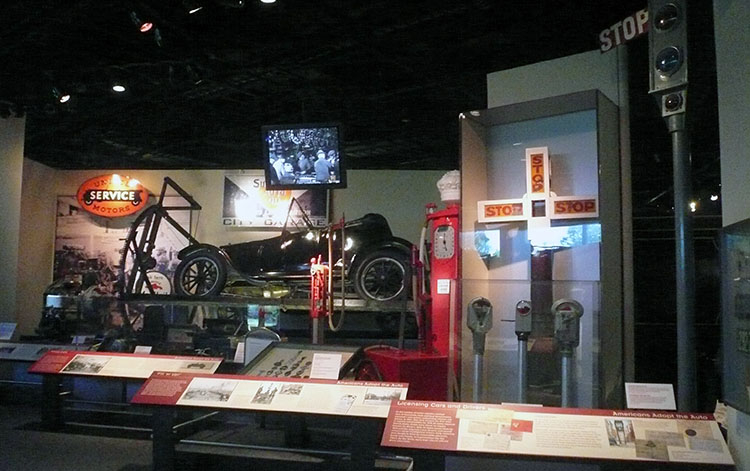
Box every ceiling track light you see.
[130,11,153,33]
[183,0,204,14]
[111,80,127,93]
[52,87,71,104]
[214,0,245,8]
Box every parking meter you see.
[467,297,493,355]
[467,297,492,402]
[514,300,532,340]
[514,300,532,403]
[551,298,584,407]
[552,298,584,353]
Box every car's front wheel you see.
[353,250,410,303]
[173,250,227,296]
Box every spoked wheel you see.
[118,205,160,296]
[354,250,410,303]
[173,250,227,296]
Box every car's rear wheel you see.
[353,250,410,303]
[174,250,227,296]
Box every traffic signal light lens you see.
[655,46,683,76]
[653,4,680,31]
[664,93,683,111]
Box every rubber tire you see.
[353,249,410,303]
[173,250,227,296]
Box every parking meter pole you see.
[551,299,584,408]
[467,297,493,404]
[472,330,485,403]
[518,337,528,403]
[514,300,532,403]
[561,350,573,407]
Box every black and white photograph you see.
[605,419,636,447]
[180,361,212,371]
[251,382,280,405]
[363,387,403,406]
[61,355,111,374]
[634,439,669,461]
[279,384,304,396]
[181,379,238,403]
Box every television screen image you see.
[262,123,346,190]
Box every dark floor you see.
[0,402,151,471]
[0,388,412,471]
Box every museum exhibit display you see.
[2,0,746,468]
[460,90,624,408]
[241,341,363,380]
[382,401,734,467]
[118,177,412,305]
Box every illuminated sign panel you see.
[478,199,525,223]
[478,146,598,225]
[551,197,599,219]
[76,174,149,218]
[526,147,549,197]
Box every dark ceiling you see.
[0,0,720,213]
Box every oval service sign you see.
[76,174,149,218]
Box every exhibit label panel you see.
[132,371,408,418]
[0,342,87,362]
[381,401,733,465]
[29,350,222,379]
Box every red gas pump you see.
[365,179,461,400]
[424,202,461,397]
[425,203,460,358]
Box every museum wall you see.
[715,0,750,469]
[716,0,750,228]
[16,159,57,336]
[0,116,25,325]
[14,163,444,336]
[486,49,622,108]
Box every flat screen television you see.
[262,123,346,190]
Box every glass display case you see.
[721,218,750,414]
[460,90,624,408]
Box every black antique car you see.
[172,212,413,303]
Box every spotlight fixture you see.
[183,0,204,14]
[111,82,126,93]
[260,0,276,3]
[130,11,153,33]
[52,87,71,104]
[214,0,245,8]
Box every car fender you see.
[177,243,232,266]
